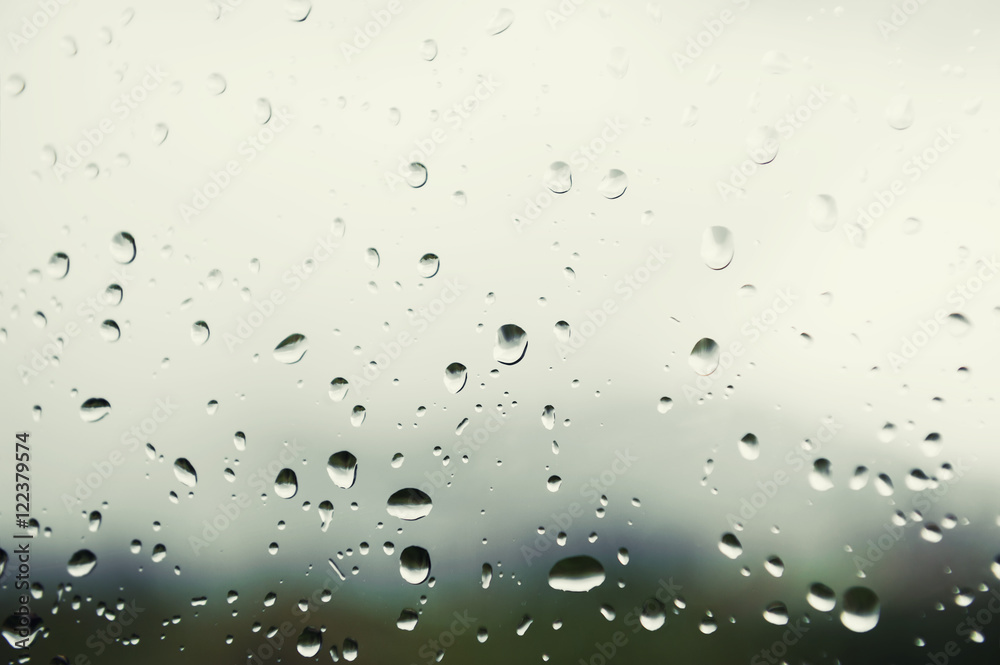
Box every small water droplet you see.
[886,95,915,130]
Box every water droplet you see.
[746,126,779,164]
[598,169,628,199]
[296,627,322,657]
[840,587,880,632]
[420,39,437,61]
[763,602,789,625]
[110,231,136,263]
[318,500,334,531]
[386,488,433,520]
[397,609,419,631]
[547,555,605,592]
[554,321,571,343]
[689,338,720,375]
[809,459,834,491]
[104,284,123,305]
[849,466,870,490]
[807,583,836,611]
[173,458,197,487]
[444,363,467,394]
[657,397,673,413]
[329,377,349,401]
[640,599,666,630]
[274,468,298,498]
[808,195,838,231]
[764,556,784,577]
[2,613,42,648]
[482,563,493,588]
[364,247,380,269]
[255,98,272,124]
[88,511,102,532]
[5,75,25,96]
[400,546,431,584]
[284,0,311,21]
[67,549,97,577]
[902,216,922,234]
[80,398,111,423]
[191,321,210,345]
[350,405,366,427]
[699,617,718,634]
[486,8,514,34]
[151,123,169,145]
[544,161,572,194]
[206,73,226,95]
[607,47,629,79]
[234,431,246,451]
[719,533,742,559]
[327,451,358,488]
[946,313,971,336]
[274,333,308,363]
[738,433,759,460]
[886,95,915,130]
[546,475,562,492]
[404,162,427,188]
[47,252,69,278]
[875,473,894,496]
[417,253,440,278]
[100,320,120,342]
[494,324,528,365]
[701,226,734,269]
[516,615,533,635]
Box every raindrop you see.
[719,533,742,559]
[546,476,562,492]
[809,459,834,491]
[80,398,111,423]
[420,39,437,61]
[350,405,366,427]
[47,252,70,278]
[255,98,272,124]
[100,320,121,342]
[807,583,836,612]
[746,126,779,164]
[386,488,433,520]
[738,433,760,461]
[110,232,136,263]
[547,555,605,592]
[544,161,572,194]
[173,458,197,487]
[404,162,427,188]
[444,363,467,394]
[657,397,673,413]
[598,169,628,199]
[486,8,514,34]
[400,546,431,584]
[482,563,493,588]
[365,248,380,269]
[151,123,169,145]
[689,338,720,375]
[205,73,226,95]
[764,556,784,577]
[274,469,298,499]
[808,195,838,232]
[763,602,789,625]
[296,627,322,657]
[191,321,210,345]
[494,324,528,365]
[554,321,571,342]
[273,334,308,363]
[67,550,97,577]
[285,0,311,21]
[840,587,880,632]
[88,511,102,532]
[330,378,349,401]
[886,95,915,130]
[327,451,358,489]
[397,609,419,631]
[639,599,666,630]
[701,226,734,269]
[417,253,440,278]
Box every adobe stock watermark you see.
[717,85,833,201]
[724,418,842,530]
[671,0,753,72]
[545,0,589,30]
[67,599,144,663]
[7,0,74,53]
[412,611,478,664]
[682,288,798,403]
[521,449,639,565]
[52,66,169,181]
[179,107,294,222]
[416,406,508,498]
[556,246,668,359]
[886,255,997,372]
[384,77,501,191]
[60,398,179,513]
[189,440,307,555]
[877,0,930,38]
[750,617,811,665]
[923,586,1000,664]
[343,278,466,396]
[340,0,412,62]
[844,126,959,244]
[16,268,136,383]
[223,224,343,352]
[512,116,627,233]
[851,458,973,573]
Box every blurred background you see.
[1,0,1000,663]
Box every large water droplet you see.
[397,609,419,631]
[598,169,628,199]
[386,488,433,520]
[807,583,836,612]
[738,433,759,461]
[47,252,69,279]
[746,126,779,164]
[809,459,834,491]
[547,555,605,592]
[840,587,880,632]
[80,398,111,423]
[417,253,440,278]
[330,377,349,401]
[274,333,308,363]
[701,226,734,269]
[110,232,136,264]
[639,599,666,630]
[494,324,528,365]
[444,363,467,394]
[328,451,358,488]
[544,161,572,194]
[689,338,720,375]
[719,533,743,559]
[191,321,210,345]
[100,320,121,342]
[67,549,97,577]
[173,458,197,487]
[400,546,431,584]
[296,627,322,657]
[275,468,298,498]
[404,162,427,188]
[763,602,789,625]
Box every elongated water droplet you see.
[701,226,734,269]
[386,488,433,520]
[329,377,349,402]
[809,459,833,491]
[738,433,759,460]
[80,398,111,423]
[174,458,197,487]
[548,555,605,592]
[482,563,493,588]
[598,169,628,199]
[689,338,720,375]
[273,333,308,363]
[350,405,366,427]
[719,533,742,559]
[420,39,437,61]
